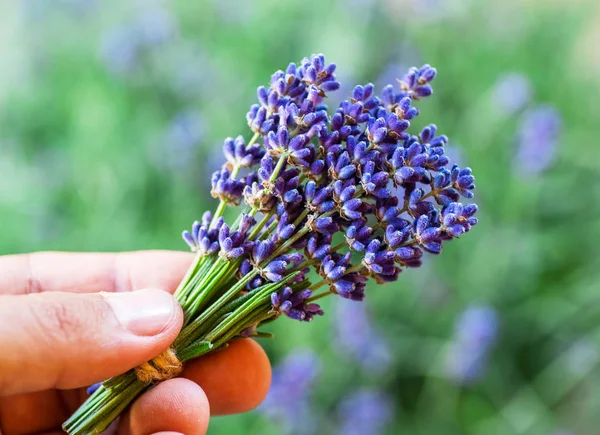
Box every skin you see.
[0,251,272,435]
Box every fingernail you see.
[104,289,176,336]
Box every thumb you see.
[0,289,183,395]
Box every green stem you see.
[180,258,224,312]
[185,258,240,319]
[248,208,276,240]
[270,154,288,184]
[174,254,208,303]
[309,279,328,292]
[247,131,261,147]
[292,208,310,227]
[212,200,228,224]
[175,270,259,349]
[307,288,332,302]
[204,290,272,342]
[330,241,347,252]
[345,263,365,274]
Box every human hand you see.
[0,251,272,435]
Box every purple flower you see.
[305,233,332,260]
[441,202,478,237]
[86,382,102,395]
[99,26,140,75]
[271,287,324,321]
[515,104,562,176]
[299,54,340,94]
[363,240,398,280]
[188,55,480,313]
[99,7,176,76]
[334,299,391,372]
[361,161,391,198]
[335,389,394,435]
[330,272,368,301]
[210,167,247,205]
[182,212,222,255]
[169,111,204,150]
[321,253,352,281]
[135,9,176,47]
[491,72,532,115]
[414,214,442,254]
[218,219,254,259]
[398,64,437,99]
[223,135,264,168]
[345,219,373,252]
[450,165,475,198]
[260,350,321,435]
[446,305,500,384]
[157,111,205,171]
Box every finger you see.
[0,251,193,296]
[0,389,66,434]
[0,339,271,433]
[181,338,271,415]
[0,289,183,395]
[118,378,209,435]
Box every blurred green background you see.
[2,0,600,433]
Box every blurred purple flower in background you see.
[100,26,140,75]
[446,305,499,384]
[515,105,562,176]
[152,111,205,172]
[99,7,176,75]
[212,0,257,24]
[136,9,175,46]
[163,44,213,99]
[148,111,204,173]
[259,350,321,435]
[335,389,394,435]
[168,111,205,151]
[334,299,391,373]
[491,72,532,115]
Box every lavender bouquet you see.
[63,54,478,434]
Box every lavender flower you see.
[398,64,437,99]
[181,212,221,255]
[155,111,205,171]
[446,305,499,384]
[86,382,102,396]
[271,287,324,321]
[99,7,176,76]
[135,9,175,47]
[260,350,321,435]
[333,299,391,372]
[335,389,394,435]
[181,54,479,327]
[491,72,532,115]
[190,54,479,322]
[99,27,140,75]
[168,111,205,151]
[515,104,562,176]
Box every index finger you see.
[0,251,194,295]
